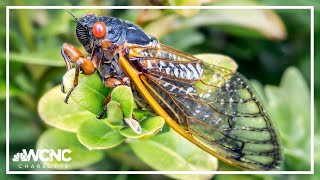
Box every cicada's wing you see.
[128,44,281,170]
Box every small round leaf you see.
[62,69,111,115]
[106,100,124,126]
[38,85,95,132]
[77,119,126,150]
[130,129,218,179]
[111,85,134,118]
[36,129,103,170]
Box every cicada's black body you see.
[62,13,282,171]
[75,14,158,83]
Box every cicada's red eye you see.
[92,22,106,39]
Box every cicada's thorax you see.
[93,49,123,80]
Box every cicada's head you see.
[75,13,126,54]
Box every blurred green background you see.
[1,0,319,179]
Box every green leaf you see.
[280,67,310,122]
[38,85,95,132]
[143,15,178,39]
[120,116,165,139]
[77,119,126,150]
[266,67,310,142]
[111,85,134,118]
[264,85,291,142]
[39,10,71,37]
[106,100,124,127]
[0,79,6,99]
[265,67,310,170]
[36,129,103,170]
[62,69,111,115]
[209,0,286,39]
[10,52,65,66]
[132,109,154,122]
[14,9,34,51]
[160,28,204,51]
[130,129,218,179]
[144,0,286,40]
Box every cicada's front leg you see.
[61,43,96,103]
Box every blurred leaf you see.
[263,0,320,13]
[0,27,5,51]
[111,85,134,119]
[265,67,310,170]
[14,8,34,51]
[62,69,111,115]
[167,0,200,17]
[280,68,310,121]
[39,10,71,37]
[264,86,291,142]
[215,174,262,180]
[195,53,238,70]
[38,85,95,132]
[0,53,5,99]
[7,81,24,99]
[144,0,286,40]
[77,119,126,150]
[0,79,5,99]
[120,116,165,139]
[10,52,65,66]
[8,28,23,52]
[9,118,40,145]
[0,101,5,144]
[143,14,180,39]
[130,129,218,179]
[135,9,163,25]
[198,4,286,39]
[160,28,204,51]
[36,128,104,170]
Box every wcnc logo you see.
[12,149,72,169]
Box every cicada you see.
[61,12,281,171]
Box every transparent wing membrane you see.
[129,44,281,170]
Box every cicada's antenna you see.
[65,9,79,23]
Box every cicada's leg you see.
[61,43,96,103]
[97,93,112,119]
